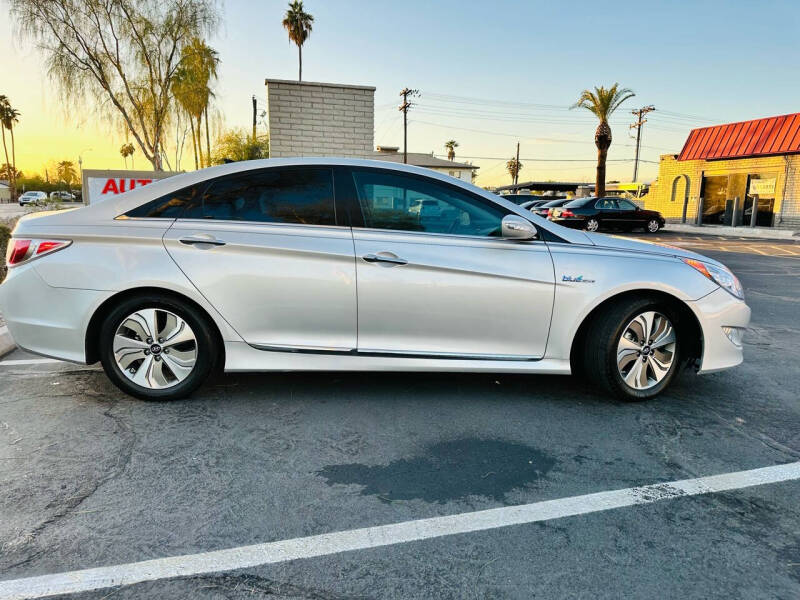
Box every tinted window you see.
[595,198,618,210]
[181,168,335,225]
[564,198,593,208]
[351,169,505,237]
[618,199,638,210]
[541,199,568,208]
[125,184,202,218]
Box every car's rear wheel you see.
[581,297,680,400]
[646,219,660,233]
[585,218,600,232]
[99,294,217,400]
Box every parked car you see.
[18,191,48,206]
[533,198,572,217]
[50,191,76,202]
[549,197,665,233]
[500,194,565,206]
[520,199,552,210]
[0,158,749,401]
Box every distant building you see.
[643,112,800,229]
[371,146,478,182]
[0,180,10,203]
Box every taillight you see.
[559,210,575,218]
[5,238,71,267]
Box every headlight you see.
[681,258,744,299]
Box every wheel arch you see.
[85,286,226,366]
[569,289,703,372]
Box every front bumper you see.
[688,287,751,374]
[0,264,105,363]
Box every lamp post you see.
[78,148,92,204]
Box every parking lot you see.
[1,231,799,599]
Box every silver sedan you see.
[0,159,750,400]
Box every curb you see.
[0,326,15,360]
[664,223,798,240]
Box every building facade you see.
[265,79,375,158]
[643,113,800,230]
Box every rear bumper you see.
[688,288,751,374]
[0,265,104,363]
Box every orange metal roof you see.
[678,113,800,161]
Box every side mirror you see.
[501,214,537,240]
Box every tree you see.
[210,128,269,165]
[506,157,522,185]
[572,83,635,197]
[444,140,459,161]
[10,0,218,170]
[56,160,77,188]
[172,37,219,170]
[1,164,22,182]
[0,96,21,200]
[120,143,136,169]
[282,1,314,81]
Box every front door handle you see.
[179,235,226,247]
[362,252,407,265]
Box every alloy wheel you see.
[585,219,599,232]
[616,311,676,390]
[113,308,198,389]
[647,219,660,233]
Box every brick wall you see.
[265,79,375,158]
[642,153,800,229]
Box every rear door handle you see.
[179,235,226,247]
[362,253,407,265]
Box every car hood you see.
[583,232,726,267]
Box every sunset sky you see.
[1,0,799,187]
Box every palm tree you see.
[0,96,21,201]
[282,1,314,81]
[120,143,136,169]
[444,140,459,161]
[172,38,219,169]
[56,160,77,190]
[572,83,635,197]
[506,157,522,185]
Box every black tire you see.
[99,293,218,400]
[581,296,681,401]
[645,219,660,233]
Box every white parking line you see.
[1,461,799,600]
[0,358,63,366]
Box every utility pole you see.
[514,142,520,186]
[399,88,419,164]
[630,105,655,182]
[252,96,258,142]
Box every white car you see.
[18,191,48,206]
[50,190,76,202]
[0,158,750,401]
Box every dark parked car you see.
[520,199,552,210]
[533,198,572,217]
[547,197,665,233]
[500,194,565,206]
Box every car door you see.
[594,198,620,227]
[162,166,357,352]
[342,167,555,358]
[616,198,644,227]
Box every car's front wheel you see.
[646,219,661,233]
[584,218,600,232]
[581,297,680,400]
[98,294,218,400]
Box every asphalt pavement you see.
[0,234,799,599]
